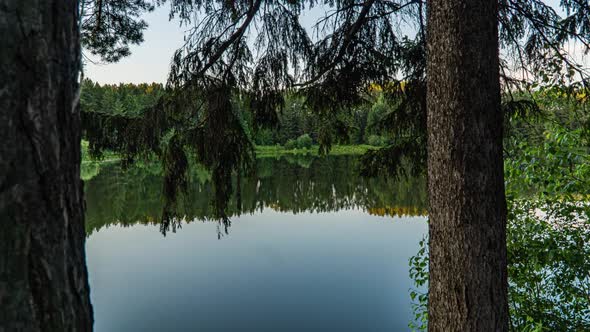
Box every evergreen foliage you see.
[80,79,394,147]
[80,0,161,62]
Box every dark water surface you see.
[84,156,428,332]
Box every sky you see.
[84,4,325,84]
[84,7,185,84]
[85,0,584,85]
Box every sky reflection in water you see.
[85,156,427,332]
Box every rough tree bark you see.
[0,0,93,331]
[426,0,509,331]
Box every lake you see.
[84,155,428,331]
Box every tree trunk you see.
[0,0,93,330]
[426,0,509,331]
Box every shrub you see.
[367,135,385,146]
[254,128,275,145]
[284,139,297,150]
[296,134,313,149]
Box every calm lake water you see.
[84,155,428,332]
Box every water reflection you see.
[84,155,429,331]
[85,155,427,236]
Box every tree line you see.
[80,79,395,148]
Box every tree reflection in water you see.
[84,155,427,237]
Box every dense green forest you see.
[80,79,589,162]
[80,79,394,149]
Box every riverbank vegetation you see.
[409,90,590,331]
[82,141,374,164]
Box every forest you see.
[79,78,394,150]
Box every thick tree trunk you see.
[426,0,509,331]
[0,0,93,331]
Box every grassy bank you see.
[255,145,376,158]
[82,140,376,163]
[81,140,119,164]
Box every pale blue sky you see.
[84,7,185,84]
[85,0,577,85]
[84,4,325,84]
